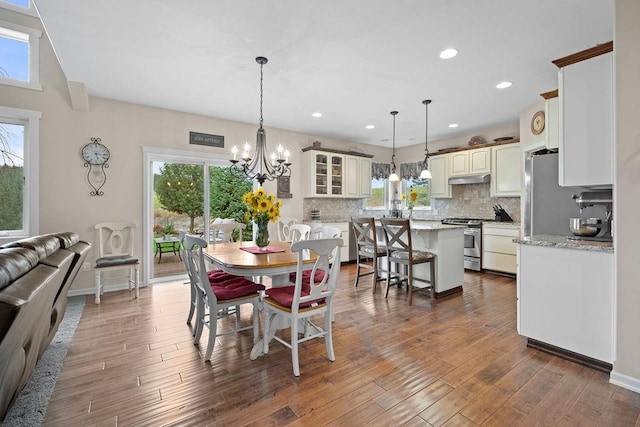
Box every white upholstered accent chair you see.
[262,238,342,376]
[379,218,436,305]
[184,234,264,362]
[93,222,139,304]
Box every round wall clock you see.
[82,137,110,196]
[531,110,545,135]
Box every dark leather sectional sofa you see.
[0,232,90,420]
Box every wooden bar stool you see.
[351,217,386,292]
[379,218,435,305]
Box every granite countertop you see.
[514,234,614,252]
[375,219,465,231]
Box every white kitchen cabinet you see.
[482,224,520,274]
[558,51,613,187]
[345,155,371,198]
[490,143,521,197]
[449,147,490,176]
[545,96,559,150]
[302,150,344,198]
[428,154,452,198]
[517,243,613,363]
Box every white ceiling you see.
[33,0,613,148]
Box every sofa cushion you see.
[3,235,61,260]
[0,248,39,291]
[54,232,80,249]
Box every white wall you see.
[611,0,640,391]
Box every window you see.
[404,177,430,209]
[0,0,37,17]
[366,162,390,209]
[0,20,42,90]
[0,106,40,241]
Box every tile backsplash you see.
[303,182,520,222]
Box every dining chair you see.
[262,238,342,376]
[351,216,386,292]
[379,218,436,305]
[310,225,342,240]
[289,224,311,243]
[184,234,264,361]
[210,221,246,244]
[93,222,139,304]
[276,217,298,242]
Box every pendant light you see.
[230,56,291,186]
[419,99,433,179]
[388,111,400,182]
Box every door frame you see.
[142,146,230,285]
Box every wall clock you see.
[531,110,545,135]
[82,137,110,196]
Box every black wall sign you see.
[189,131,224,148]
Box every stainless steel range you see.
[441,218,496,271]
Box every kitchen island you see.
[377,220,465,297]
[515,234,614,371]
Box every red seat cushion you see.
[211,277,265,300]
[207,269,237,283]
[289,269,325,293]
[265,286,325,308]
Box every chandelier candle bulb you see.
[232,145,238,161]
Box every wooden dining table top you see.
[203,241,316,271]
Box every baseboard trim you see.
[610,371,640,393]
[435,286,463,298]
[527,338,612,373]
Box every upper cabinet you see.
[302,148,372,198]
[428,154,452,198]
[345,155,372,198]
[555,42,613,187]
[490,143,521,197]
[449,147,490,176]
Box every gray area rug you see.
[1,296,86,427]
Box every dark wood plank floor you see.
[44,265,640,426]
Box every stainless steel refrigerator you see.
[523,151,583,237]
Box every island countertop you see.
[514,234,613,252]
[375,219,465,231]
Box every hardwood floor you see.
[44,265,640,426]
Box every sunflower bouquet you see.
[242,188,281,247]
[403,187,418,211]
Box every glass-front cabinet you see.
[303,150,344,197]
[303,148,373,198]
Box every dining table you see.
[202,240,317,359]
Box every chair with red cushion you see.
[289,225,340,286]
[184,234,264,362]
[181,231,239,338]
[262,237,342,376]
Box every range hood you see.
[448,173,490,185]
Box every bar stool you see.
[351,217,386,292]
[379,218,435,305]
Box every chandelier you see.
[230,56,291,186]
[388,111,400,182]
[419,99,432,179]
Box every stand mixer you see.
[571,190,613,240]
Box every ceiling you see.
[33,0,613,148]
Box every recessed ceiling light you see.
[439,48,458,59]
[365,124,375,129]
[312,112,322,118]
[496,81,512,89]
[449,123,459,128]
